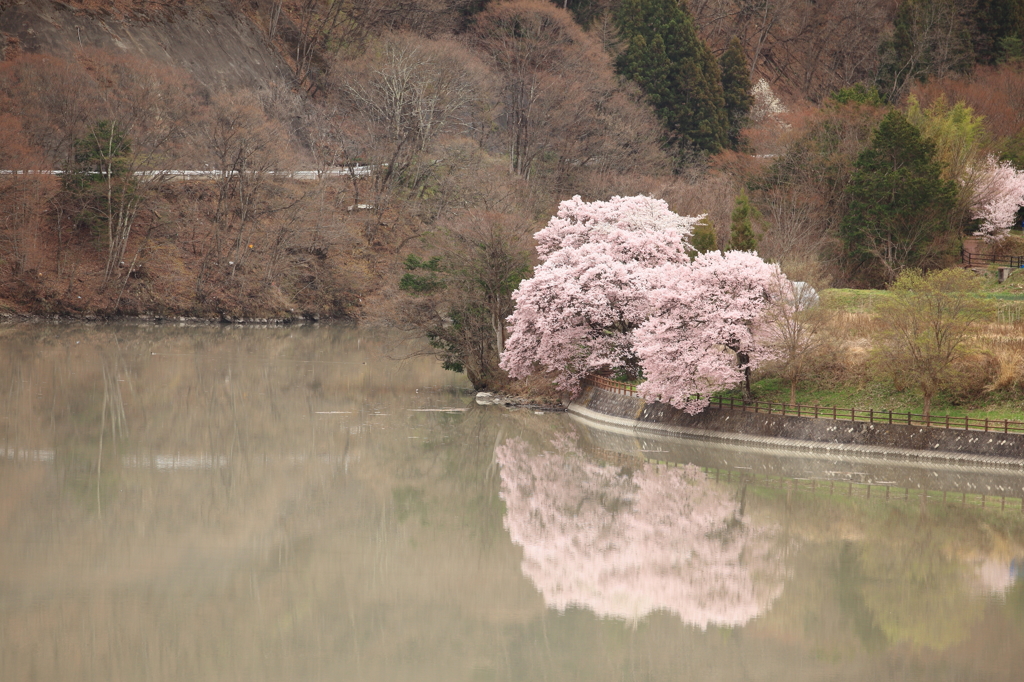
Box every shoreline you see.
[0,311,343,326]
[569,384,1024,467]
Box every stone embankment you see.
[569,384,1024,467]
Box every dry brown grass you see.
[984,347,1024,393]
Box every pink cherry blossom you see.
[495,436,789,628]
[501,194,784,407]
[634,251,783,414]
[970,155,1024,242]
[501,195,701,392]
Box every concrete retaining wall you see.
[570,385,1024,463]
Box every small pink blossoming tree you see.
[971,155,1024,242]
[500,195,701,392]
[634,251,782,413]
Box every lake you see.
[2,322,1023,681]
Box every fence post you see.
[833,406,837,420]
[985,418,989,432]
[870,409,873,424]
[815,405,819,418]
[889,410,893,425]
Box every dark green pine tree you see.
[615,0,729,157]
[727,190,760,252]
[690,218,718,254]
[840,110,956,283]
[719,36,752,150]
[974,0,1024,64]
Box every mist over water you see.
[2,322,1024,681]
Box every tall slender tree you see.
[719,36,753,149]
[727,190,760,252]
[615,0,729,156]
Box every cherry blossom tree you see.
[634,251,783,413]
[495,436,788,628]
[500,195,701,392]
[970,155,1024,242]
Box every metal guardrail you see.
[0,166,375,180]
[583,375,1024,434]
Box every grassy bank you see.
[720,277,1024,421]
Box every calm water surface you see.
[2,322,1024,681]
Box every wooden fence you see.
[961,251,1024,268]
[586,374,638,395]
[583,375,1024,434]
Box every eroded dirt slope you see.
[0,0,292,90]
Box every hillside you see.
[0,1,293,90]
[1,0,1024,334]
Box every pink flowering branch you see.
[970,155,1024,242]
[634,251,783,413]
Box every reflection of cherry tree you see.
[973,557,1021,597]
[496,438,788,628]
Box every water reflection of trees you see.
[496,435,790,628]
[6,322,1024,679]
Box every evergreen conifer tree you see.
[690,217,718,253]
[841,110,956,283]
[615,0,729,156]
[719,37,752,149]
[727,191,760,252]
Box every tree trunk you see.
[738,350,752,402]
[922,385,933,420]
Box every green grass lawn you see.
[611,278,1024,422]
[818,288,892,313]
[715,376,1024,422]
[823,284,1024,310]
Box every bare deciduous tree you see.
[692,0,890,102]
[191,90,299,299]
[48,53,198,282]
[762,271,833,405]
[876,268,995,418]
[327,33,492,246]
